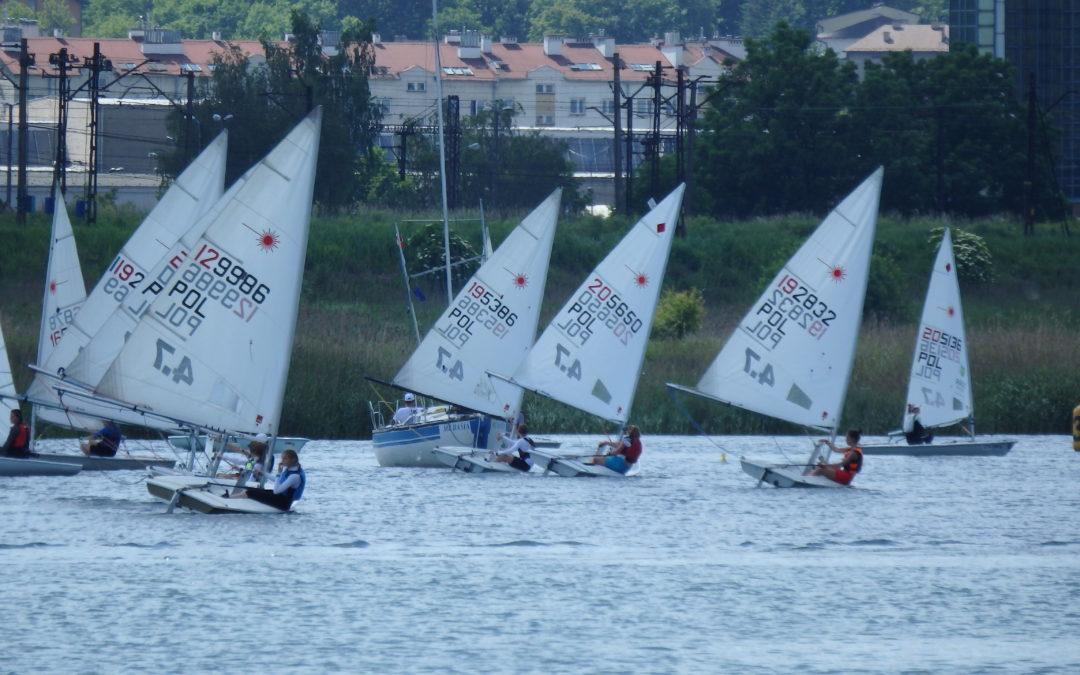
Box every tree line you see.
[77,0,946,43]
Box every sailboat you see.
[372,191,562,467]
[26,136,229,470]
[667,169,883,488]
[436,185,685,476]
[860,229,1014,456]
[116,108,322,513]
[0,318,81,476]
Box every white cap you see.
[253,432,269,444]
[403,393,415,402]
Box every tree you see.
[161,11,383,209]
[740,0,806,38]
[693,23,861,217]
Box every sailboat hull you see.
[145,474,285,513]
[740,458,850,489]
[373,414,510,467]
[432,447,525,473]
[860,439,1014,456]
[530,449,636,478]
[0,456,82,477]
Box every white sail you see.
[33,135,227,386]
[37,186,88,369]
[509,184,685,423]
[94,109,322,435]
[686,169,882,431]
[0,318,14,402]
[902,228,972,428]
[393,190,561,417]
[31,188,95,428]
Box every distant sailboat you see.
[372,191,562,466]
[435,184,685,476]
[861,229,1014,456]
[668,170,883,488]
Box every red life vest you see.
[845,447,864,474]
[12,423,29,451]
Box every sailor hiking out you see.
[494,424,535,472]
[589,425,643,475]
[1,409,30,458]
[238,449,306,511]
[811,430,864,486]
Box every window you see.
[601,100,616,115]
[630,63,655,72]
[535,114,554,126]
[442,66,474,76]
[636,99,654,114]
[535,83,554,94]
[570,63,602,71]
[570,98,586,115]
[406,81,426,92]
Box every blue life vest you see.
[279,465,306,501]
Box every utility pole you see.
[685,80,698,218]
[50,47,72,193]
[1023,73,1037,235]
[624,91,634,215]
[83,43,109,223]
[674,66,687,237]
[17,38,31,224]
[650,60,662,201]
[446,95,460,210]
[612,52,623,215]
[184,69,195,159]
[934,104,945,213]
[5,104,12,211]
[397,127,409,180]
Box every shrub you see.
[653,288,705,339]
[930,227,994,283]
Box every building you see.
[950,1,1080,212]
[844,23,950,75]
[816,4,919,56]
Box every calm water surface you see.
[3,435,1078,673]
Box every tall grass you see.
[1,207,1076,438]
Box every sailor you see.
[225,433,272,481]
[1,409,31,458]
[812,430,864,485]
[902,405,934,445]
[494,423,534,472]
[391,393,418,425]
[589,424,642,475]
[80,419,122,457]
[242,449,305,511]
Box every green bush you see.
[930,227,994,283]
[652,288,705,339]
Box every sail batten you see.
[690,169,883,430]
[392,190,562,418]
[902,229,972,430]
[510,185,685,423]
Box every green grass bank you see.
[1,204,1076,439]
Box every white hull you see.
[861,439,1014,457]
[0,456,82,477]
[740,458,850,489]
[32,452,175,471]
[373,415,511,468]
[432,447,525,474]
[145,474,285,513]
[530,449,635,478]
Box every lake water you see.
[3,435,1079,673]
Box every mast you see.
[432,0,453,303]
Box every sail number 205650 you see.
[558,277,643,348]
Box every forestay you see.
[509,184,685,423]
[94,109,322,436]
[686,169,882,431]
[903,228,972,429]
[393,190,561,417]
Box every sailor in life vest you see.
[812,429,864,486]
[589,424,643,474]
[493,423,535,472]
[1,408,31,459]
[902,405,934,445]
[240,448,306,511]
